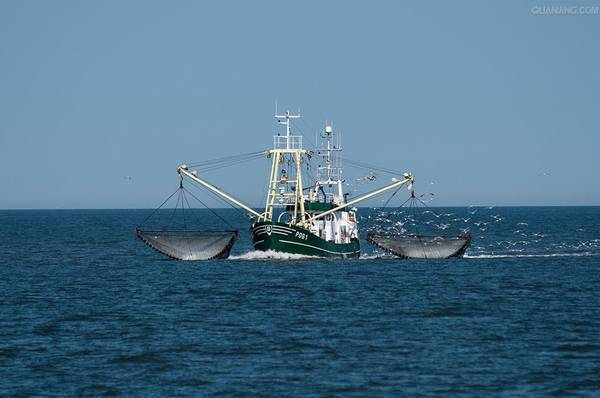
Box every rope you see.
[186,180,246,217]
[193,152,266,173]
[139,186,181,226]
[408,194,422,237]
[188,150,265,166]
[187,151,266,171]
[181,189,205,227]
[414,194,442,218]
[381,185,405,210]
[166,190,182,228]
[183,186,235,229]
[291,119,318,150]
[342,157,405,176]
[139,175,243,231]
[180,192,187,228]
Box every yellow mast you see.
[264,111,307,225]
[176,112,414,231]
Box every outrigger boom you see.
[175,112,416,258]
[307,175,413,223]
[177,164,413,224]
[177,165,263,218]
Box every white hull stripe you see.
[253,225,295,233]
[278,239,360,255]
[272,226,292,232]
[252,226,292,236]
[273,225,295,232]
[252,230,290,236]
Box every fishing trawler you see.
[176,111,414,258]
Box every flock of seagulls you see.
[365,204,599,255]
[368,206,511,235]
[340,171,594,256]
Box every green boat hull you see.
[251,221,360,258]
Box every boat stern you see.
[251,221,360,258]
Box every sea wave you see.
[229,250,317,260]
[359,253,389,260]
[464,252,599,259]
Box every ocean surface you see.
[1,207,599,396]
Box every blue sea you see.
[1,207,599,396]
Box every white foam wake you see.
[229,250,317,261]
[358,254,381,260]
[464,252,599,259]
[359,253,390,260]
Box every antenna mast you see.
[275,110,300,149]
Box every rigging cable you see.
[381,189,413,214]
[187,150,266,168]
[167,189,183,227]
[181,189,204,227]
[291,119,318,150]
[185,178,248,218]
[342,157,406,176]
[182,186,235,229]
[193,152,266,173]
[139,186,182,227]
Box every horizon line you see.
[1,205,600,211]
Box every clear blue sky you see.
[1,1,599,209]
